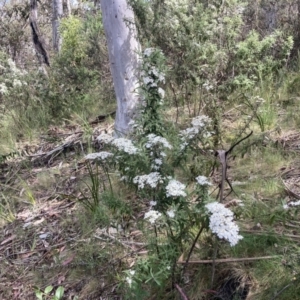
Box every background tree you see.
[100,0,141,135]
[52,0,63,52]
[29,0,50,67]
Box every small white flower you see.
[13,79,22,87]
[97,133,114,144]
[144,210,162,224]
[150,200,157,207]
[149,67,159,77]
[112,138,138,154]
[284,200,300,209]
[85,151,113,161]
[144,48,154,57]
[180,141,189,150]
[120,176,128,182]
[154,158,163,165]
[196,175,212,186]
[166,209,175,218]
[143,76,154,85]
[166,179,186,197]
[151,164,160,170]
[125,269,135,287]
[126,277,132,287]
[158,88,165,99]
[158,73,165,83]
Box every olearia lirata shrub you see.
[85,48,244,296]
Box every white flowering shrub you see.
[0,53,27,101]
[83,47,245,297]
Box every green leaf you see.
[44,286,54,294]
[55,286,65,299]
[35,290,43,300]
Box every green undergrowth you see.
[2,30,300,300]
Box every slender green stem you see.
[211,237,218,288]
[182,225,204,276]
[154,225,160,257]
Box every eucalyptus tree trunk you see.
[29,0,50,67]
[52,0,63,52]
[100,0,141,136]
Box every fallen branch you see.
[175,284,189,300]
[177,256,279,264]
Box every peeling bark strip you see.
[30,0,50,66]
[100,0,141,135]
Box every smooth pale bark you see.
[100,0,141,135]
[52,0,63,52]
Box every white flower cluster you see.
[146,134,172,150]
[125,270,135,287]
[85,151,113,161]
[179,115,212,149]
[142,48,165,91]
[151,158,163,170]
[133,172,162,189]
[13,79,23,87]
[112,138,138,155]
[0,83,8,95]
[203,82,214,91]
[206,202,243,247]
[143,76,157,87]
[0,58,27,95]
[142,72,165,88]
[283,200,300,210]
[191,115,212,128]
[97,133,114,144]
[7,58,27,76]
[196,175,212,186]
[166,179,187,197]
[148,66,165,84]
[144,210,162,224]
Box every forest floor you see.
[1,106,300,299]
[0,119,124,300]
